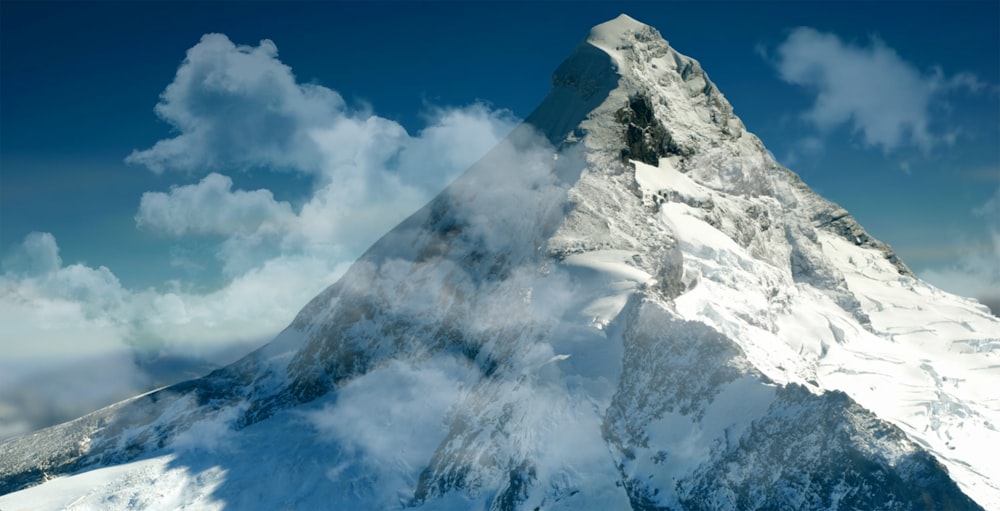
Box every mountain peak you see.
[587,14,656,54]
[531,13,744,155]
[2,14,997,511]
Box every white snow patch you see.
[625,375,777,508]
[633,158,710,204]
[586,14,650,69]
[0,455,226,511]
[562,249,651,328]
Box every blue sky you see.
[0,1,998,436]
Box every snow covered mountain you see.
[2,14,998,511]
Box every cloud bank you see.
[772,27,984,154]
[0,34,518,438]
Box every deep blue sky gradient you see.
[2,1,998,289]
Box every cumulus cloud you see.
[1,232,127,322]
[1,33,521,438]
[136,173,295,237]
[2,232,344,353]
[127,33,518,279]
[2,232,62,276]
[0,234,144,437]
[772,27,984,154]
[0,230,361,438]
[396,103,522,190]
[125,34,342,174]
[133,103,518,277]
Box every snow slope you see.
[2,14,998,511]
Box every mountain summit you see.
[3,15,998,511]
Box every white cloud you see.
[124,32,519,185]
[974,185,1000,219]
[1,233,128,323]
[445,126,581,254]
[779,135,824,167]
[0,235,147,438]
[299,356,479,507]
[1,231,62,276]
[306,356,476,466]
[920,236,1000,312]
[1,33,521,438]
[397,103,522,190]
[133,103,518,278]
[136,173,295,237]
[127,34,518,279]
[0,231,349,438]
[125,34,342,174]
[773,27,983,153]
[920,186,1000,313]
[170,401,247,453]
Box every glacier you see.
[2,14,998,511]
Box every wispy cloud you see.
[920,185,1000,314]
[770,27,985,155]
[304,355,478,496]
[961,165,1000,184]
[298,252,618,504]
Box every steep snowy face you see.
[3,14,999,511]
[539,15,999,507]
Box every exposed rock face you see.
[616,94,684,165]
[2,14,998,511]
